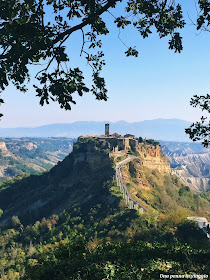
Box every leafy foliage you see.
[185,94,210,148]
[0,0,187,115]
[22,232,210,280]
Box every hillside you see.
[120,160,210,219]
[0,138,74,182]
[1,137,209,224]
[0,119,192,141]
[0,139,115,226]
[0,137,209,279]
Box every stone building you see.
[80,124,160,154]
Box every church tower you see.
[105,123,109,136]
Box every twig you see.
[80,28,85,57]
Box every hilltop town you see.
[78,123,171,174]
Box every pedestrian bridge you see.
[115,156,148,214]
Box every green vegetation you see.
[0,0,187,113]
[116,155,127,163]
[0,139,209,279]
[4,138,74,158]
[129,167,210,219]
[23,227,209,280]
[129,161,137,178]
[74,137,102,152]
[127,149,140,156]
[138,137,144,143]
[0,206,209,280]
[185,94,210,147]
[145,139,160,146]
[13,147,49,160]
[138,137,159,147]
[0,151,40,180]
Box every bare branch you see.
[80,29,85,57]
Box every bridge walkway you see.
[115,156,148,214]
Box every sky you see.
[0,0,210,128]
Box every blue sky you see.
[0,0,210,128]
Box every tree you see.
[185,94,210,148]
[0,208,3,218]
[0,0,209,145]
[0,0,186,111]
[11,215,21,227]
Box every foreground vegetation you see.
[0,207,209,280]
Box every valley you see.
[160,141,210,192]
[0,138,74,182]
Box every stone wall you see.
[129,138,138,150]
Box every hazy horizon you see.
[0,118,192,129]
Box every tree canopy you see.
[0,0,209,145]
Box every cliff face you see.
[142,156,171,174]
[173,167,209,192]
[59,141,113,190]
[0,141,7,151]
[0,141,14,157]
[0,138,74,182]
[137,144,171,174]
[73,142,111,170]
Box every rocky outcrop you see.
[74,137,171,178]
[0,141,16,158]
[0,141,7,151]
[22,142,37,150]
[165,152,210,192]
[73,151,110,170]
[73,141,110,170]
[137,145,171,174]
[142,156,171,174]
[173,166,210,192]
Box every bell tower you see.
[105,123,109,136]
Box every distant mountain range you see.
[0,119,193,141]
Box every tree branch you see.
[53,0,118,44]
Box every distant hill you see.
[0,119,192,141]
